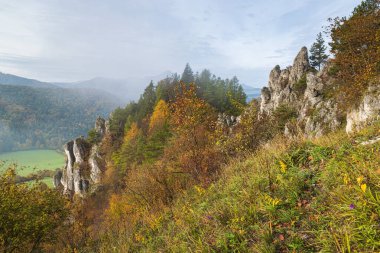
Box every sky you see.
[0,0,361,87]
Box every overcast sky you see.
[0,0,360,87]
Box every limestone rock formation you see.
[259,46,380,137]
[260,47,343,137]
[346,85,380,133]
[95,117,106,138]
[56,117,107,197]
[260,47,310,115]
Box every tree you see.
[165,82,220,182]
[112,122,146,174]
[181,63,194,84]
[87,128,101,144]
[155,74,180,103]
[309,32,329,71]
[148,100,170,134]
[352,0,380,16]
[137,81,156,121]
[328,0,380,106]
[226,76,247,115]
[0,168,68,252]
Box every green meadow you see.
[0,150,65,186]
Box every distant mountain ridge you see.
[54,71,173,102]
[0,72,124,153]
[0,72,57,88]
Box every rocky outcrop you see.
[260,47,310,115]
[346,85,380,133]
[259,46,380,137]
[56,117,108,197]
[260,47,343,137]
[95,117,106,138]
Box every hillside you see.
[0,84,120,152]
[0,72,57,88]
[0,1,379,252]
[101,122,380,252]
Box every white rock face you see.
[89,145,102,184]
[58,117,107,197]
[73,139,86,164]
[60,137,89,196]
[346,85,380,133]
[61,141,74,194]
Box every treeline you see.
[0,85,119,153]
[105,65,247,144]
[102,65,248,184]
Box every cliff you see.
[54,117,107,197]
[259,47,379,137]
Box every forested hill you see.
[0,72,57,88]
[0,84,120,153]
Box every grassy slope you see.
[117,123,380,252]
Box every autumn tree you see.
[328,0,380,106]
[145,100,171,161]
[166,82,220,182]
[0,168,68,253]
[148,100,170,134]
[309,32,329,70]
[112,122,146,174]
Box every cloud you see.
[0,0,361,86]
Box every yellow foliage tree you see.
[149,100,170,134]
[124,122,140,143]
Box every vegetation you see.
[0,167,68,252]
[101,123,380,252]
[0,84,118,153]
[0,150,65,186]
[1,1,379,252]
[0,150,64,176]
[309,32,329,71]
[327,0,380,107]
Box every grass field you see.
[0,150,65,187]
[0,149,65,176]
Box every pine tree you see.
[181,63,194,84]
[137,81,156,121]
[309,32,329,71]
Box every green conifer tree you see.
[181,63,194,84]
[309,32,329,71]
